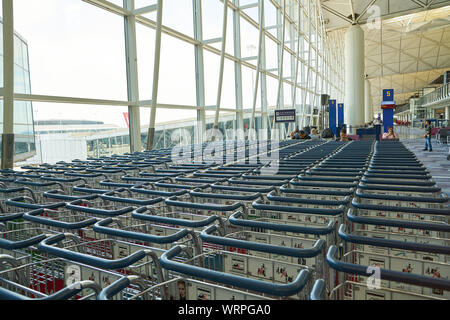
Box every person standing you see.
[423,120,433,152]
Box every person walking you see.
[423,120,433,152]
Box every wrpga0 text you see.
[222,304,270,315]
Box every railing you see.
[394,104,410,114]
[419,83,450,106]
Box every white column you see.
[344,25,365,133]
[364,78,372,124]
[445,106,450,121]
[2,0,15,169]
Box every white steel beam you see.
[124,0,142,153]
[214,0,229,129]
[193,0,206,145]
[147,0,163,150]
[2,0,14,169]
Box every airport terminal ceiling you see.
[321,0,450,112]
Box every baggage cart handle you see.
[132,207,225,233]
[326,245,450,291]
[99,180,136,188]
[357,183,441,193]
[211,183,275,193]
[176,177,227,184]
[37,233,148,269]
[5,197,66,210]
[279,185,354,196]
[24,209,97,230]
[0,281,102,300]
[229,211,336,235]
[0,233,48,250]
[67,199,134,217]
[101,190,164,206]
[94,219,202,260]
[122,175,166,182]
[352,198,450,215]
[252,199,344,216]
[166,196,244,212]
[0,212,24,222]
[154,182,210,190]
[347,208,450,232]
[355,189,449,203]
[73,185,109,195]
[43,189,98,202]
[97,276,144,300]
[201,225,326,258]
[310,279,326,301]
[130,185,188,197]
[338,224,450,255]
[289,179,359,188]
[15,178,65,191]
[267,190,351,206]
[190,188,262,201]
[65,172,108,179]
[41,175,88,184]
[94,218,190,244]
[160,245,310,297]
[228,178,287,186]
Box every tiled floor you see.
[402,138,450,196]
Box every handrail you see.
[160,245,310,297]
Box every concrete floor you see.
[402,138,450,197]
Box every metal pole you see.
[193,0,206,144]
[124,0,142,153]
[233,0,244,137]
[213,0,229,131]
[2,0,15,169]
[147,0,163,150]
[292,1,301,129]
[250,0,264,133]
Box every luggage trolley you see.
[13,179,65,203]
[37,234,168,300]
[63,172,108,189]
[0,256,104,300]
[326,222,450,300]
[158,243,312,300]
[249,200,344,247]
[0,186,37,214]
[200,208,336,288]
[39,176,88,195]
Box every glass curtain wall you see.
[6,0,344,159]
[0,20,35,161]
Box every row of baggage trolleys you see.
[0,139,448,300]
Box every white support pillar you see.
[445,105,450,121]
[193,0,206,145]
[2,0,14,169]
[124,0,142,153]
[364,78,372,124]
[233,0,244,136]
[344,24,365,133]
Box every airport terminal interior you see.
[0,0,449,301]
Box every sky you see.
[8,0,282,129]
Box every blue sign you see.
[383,89,394,102]
[338,103,344,128]
[329,100,337,136]
[275,109,296,123]
[383,109,394,133]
